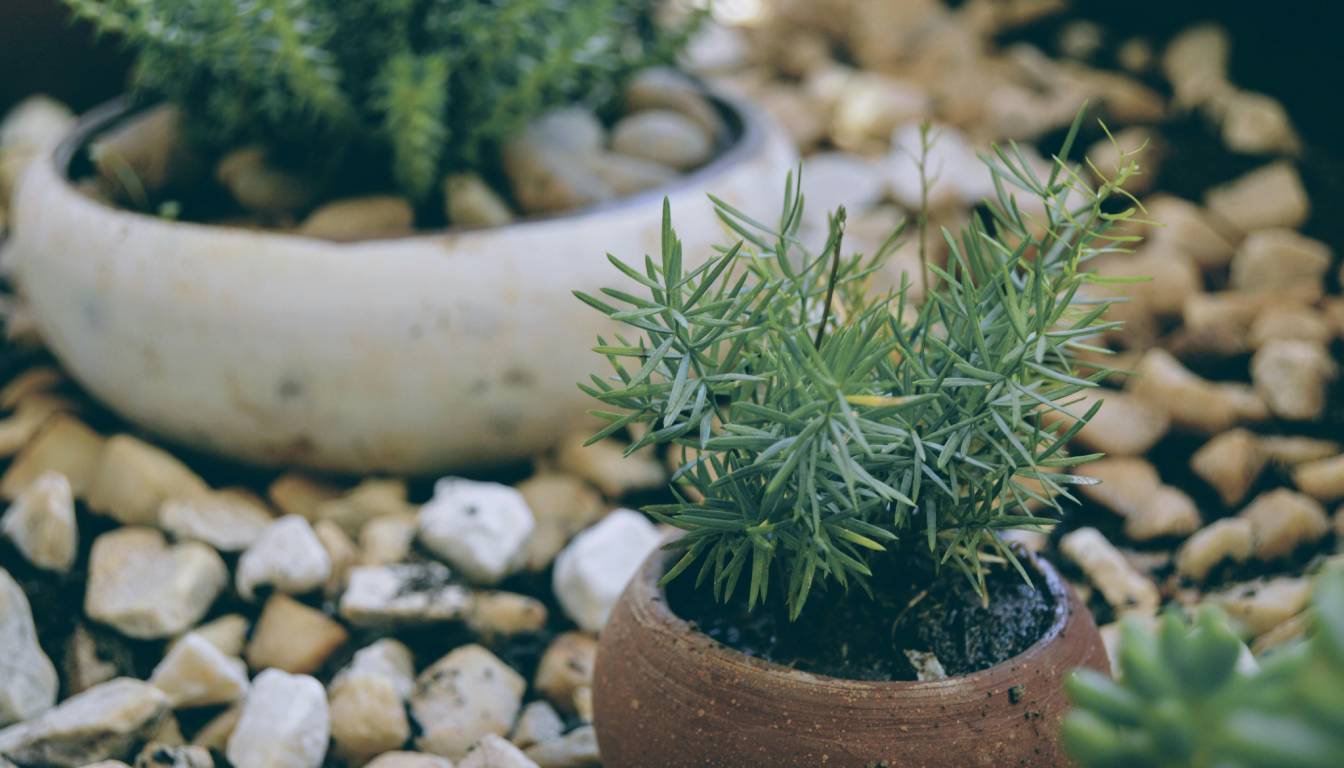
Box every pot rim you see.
[48,85,769,244]
[628,539,1078,691]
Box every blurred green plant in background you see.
[64,0,693,199]
[1064,566,1344,768]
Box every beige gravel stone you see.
[1261,436,1343,466]
[1162,23,1229,108]
[216,146,317,215]
[1251,611,1309,655]
[1251,339,1336,421]
[1177,291,1273,356]
[365,753,454,768]
[1230,229,1331,301]
[1238,489,1330,561]
[149,633,248,709]
[1218,89,1301,156]
[534,633,597,715]
[1190,429,1266,507]
[445,172,515,229]
[314,519,359,598]
[1080,458,1200,541]
[359,512,418,566]
[1175,518,1253,582]
[297,196,415,241]
[1292,454,1344,503]
[1208,576,1313,637]
[62,623,127,697]
[1047,388,1169,456]
[1139,195,1236,269]
[86,435,208,527]
[523,725,600,768]
[0,678,169,768]
[0,567,58,727]
[180,614,249,658]
[462,734,539,768]
[246,594,348,675]
[329,668,410,766]
[0,414,104,500]
[1127,349,1240,433]
[1,470,76,573]
[0,396,72,459]
[0,367,62,411]
[516,473,607,571]
[85,528,228,639]
[1248,304,1332,348]
[553,434,665,499]
[316,478,414,538]
[133,743,213,768]
[465,592,549,638]
[1205,161,1309,234]
[830,73,928,153]
[159,490,274,553]
[412,645,525,759]
[267,473,341,520]
[190,705,239,751]
[1060,527,1159,616]
[512,702,564,750]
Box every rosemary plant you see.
[1064,568,1344,768]
[578,116,1143,618]
[65,0,690,199]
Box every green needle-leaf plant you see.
[1063,566,1344,768]
[64,0,692,200]
[577,113,1145,620]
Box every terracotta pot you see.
[9,96,794,474]
[593,547,1108,767]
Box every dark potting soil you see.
[665,556,1056,682]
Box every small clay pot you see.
[593,547,1108,767]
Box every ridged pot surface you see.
[593,548,1108,768]
[9,96,795,474]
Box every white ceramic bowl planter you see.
[11,96,794,474]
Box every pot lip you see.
[46,84,772,243]
[626,538,1078,690]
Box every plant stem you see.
[814,208,845,350]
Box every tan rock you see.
[516,473,606,571]
[1,470,77,573]
[365,753,454,768]
[90,105,200,199]
[1162,23,1230,109]
[1239,489,1329,561]
[463,734,539,768]
[160,490,274,553]
[85,528,228,640]
[1292,454,1344,503]
[553,434,665,499]
[316,478,414,538]
[1087,127,1162,195]
[297,196,415,241]
[1251,611,1310,655]
[445,173,515,229]
[215,146,318,215]
[465,592,549,638]
[1190,429,1266,507]
[62,623,128,697]
[534,633,597,714]
[756,85,827,151]
[1175,518,1253,582]
[1177,291,1273,356]
[624,67,726,140]
[314,519,359,597]
[149,633,248,709]
[522,724,600,768]
[245,594,348,675]
[0,414,104,500]
[1218,90,1300,156]
[1127,487,1200,542]
[86,435,208,526]
[512,701,564,750]
[830,73,928,153]
[1135,195,1236,269]
[328,670,410,766]
[179,614,249,658]
[0,395,73,459]
[1251,339,1336,421]
[1059,527,1159,616]
[1127,348,1240,433]
[412,645,525,759]
[1079,456,1200,541]
[1248,304,1331,348]
[1208,576,1312,637]
[0,678,169,768]
[0,367,62,410]
[1046,388,1169,456]
[1261,436,1342,466]
[1204,162,1309,234]
[1230,229,1331,301]
[267,473,341,520]
[359,512,417,566]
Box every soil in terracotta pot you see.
[665,555,1055,681]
